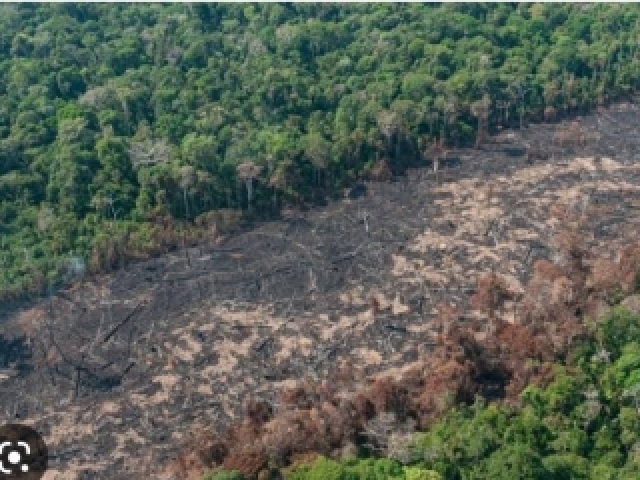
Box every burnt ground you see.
[2,102,640,479]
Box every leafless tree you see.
[544,106,557,122]
[443,96,458,145]
[495,99,511,128]
[236,161,263,213]
[178,165,196,220]
[509,83,531,130]
[304,133,330,188]
[471,94,491,147]
[128,138,172,167]
[268,166,287,211]
[78,86,112,109]
[363,210,371,234]
[426,110,440,140]
[428,141,445,182]
[362,411,417,460]
[377,109,400,157]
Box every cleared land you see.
[2,103,640,479]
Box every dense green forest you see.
[2,2,640,299]
[205,307,640,479]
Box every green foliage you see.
[402,467,441,480]
[282,456,442,480]
[203,471,245,480]
[482,443,548,479]
[2,3,640,298]
[406,307,640,479]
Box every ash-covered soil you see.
[3,103,640,479]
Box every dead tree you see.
[361,411,417,460]
[471,94,491,147]
[544,106,557,122]
[443,96,459,146]
[42,294,146,401]
[428,141,445,182]
[377,110,400,157]
[178,165,197,266]
[128,138,171,167]
[236,161,263,213]
[509,83,531,130]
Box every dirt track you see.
[2,103,640,479]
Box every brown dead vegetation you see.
[171,227,640,479]
[366,159,393,182]
[553,122,588,148]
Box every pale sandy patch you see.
[42,470,79,480]
[353,348,382,365]
[274,336,314,362]
[501,274,525,294]
[391,294,410,314]
[370,361,426,382]
[469,248,502,265]
[407,322,432,334]
[272,378,300,390]
[408,233,475,254]
[11,306,46,337]
[351,309,375,332]
[45,410,95,447]
[196,383,214,395]
[202,305,285,329]
[339,286,367,306]
[599,156,623,172]
[131,389,171,406]
[321,315,358,341]
[99,401,120,415]
[391,255,450,286]
[112,429,148,468]
[41,461,110,480]
[200,333,258,376]
[474,331,488,342]
[131,373,181,406]
[317,309,376,341]
[469,205,504,223]
[500,302,518,324]
[172,331,203,363]
[511,228,540,241]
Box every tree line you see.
[2,3,640,299]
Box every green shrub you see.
[402,466,442,480]
[282,456,442,480]
[202,471,245,480]
[284,456,347,480]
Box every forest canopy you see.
[1,3,640,299]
